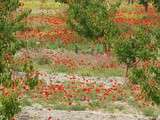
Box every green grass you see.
[63,43,97,54]
[21,95,32,107]
[142,106,160,119]
[33,61,124,77]
[27,23,53,32]
[142,107,159,118]
[23,0,63,10]
[75,67,123,77]
[47,40,106,54]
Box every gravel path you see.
[16,105,158,120]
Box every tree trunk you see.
[125,65,129,78]
[128,0,134,4]
[144,2,148,12]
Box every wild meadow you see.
[0,0,160,120]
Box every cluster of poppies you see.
[0,70,39,98]
[27,16,65,25]
[19,48,119,70]
[33,77,124,105]
[114,5,159,26]
[16,16,75,44]
[17,28,75,44]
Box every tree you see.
[128,0,134,4]
[114,27,160,104]
[0,0,31,86]
[68,0,120,50]
[139,0,160,12]
[0,0,32,119]
[153,0,160,11]
[139,0,149,12]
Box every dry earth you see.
[16,104,159,120]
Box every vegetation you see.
[0,0,160,119]
[0,0,37,119]
[114,27,160,104]
[68,0,120,50]
[139,0,160,12]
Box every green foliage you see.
[0,0,31,76]
[142,106,159,117]
[114,27,160,104]
[114,28,158,67]
[153,0,160,11]
[139,0,160,12]
[114,38,136,67]
[68,0,120,47]
[130,66,160,104]
[23,61,39,90]
[0,94,21,120]
[95,44,105,54]
[139,0,148,4]
[68,0,106,38]
[0,72,13,87]
[0,0,31,119]
[26,75,38,90]
[49,38,63,49]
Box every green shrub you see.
[26,76,38,90]
[0,94,21,120]
[23,61,39,90]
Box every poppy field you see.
[0,0,160,120]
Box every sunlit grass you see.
[23,0,63,10]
